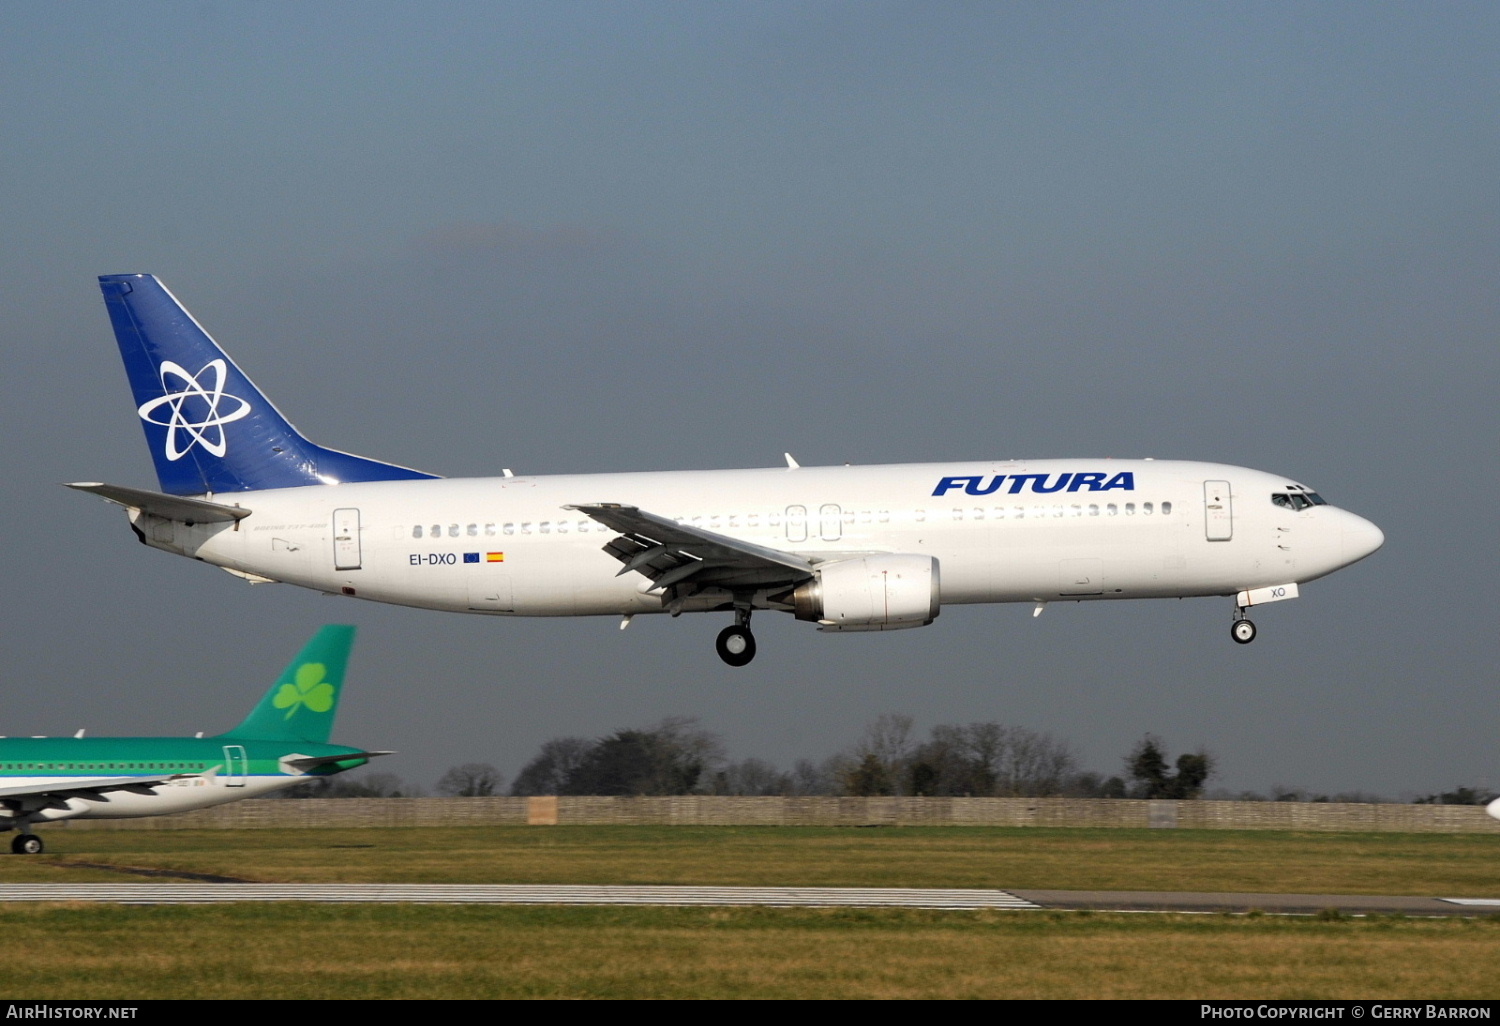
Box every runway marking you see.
[1441,898,1500,906]
[0,884,1042,909]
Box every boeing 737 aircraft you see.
[71,274,1383,666]
[0,625,384,853]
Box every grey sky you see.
[3,2,1495,797]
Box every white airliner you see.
[71,274,1384,666]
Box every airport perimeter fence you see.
[62,795,1500,833]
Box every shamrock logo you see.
[272,662,335,720]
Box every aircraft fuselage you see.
[0,737,368,823]
[81,274,1385,664]
[133,458,1382,618]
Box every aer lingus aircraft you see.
[0,625,383,854]
[71,274,1383,666]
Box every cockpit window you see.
[1273,492,1321,511]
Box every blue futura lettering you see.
[933,471,1135,496]
[933,475,983,496]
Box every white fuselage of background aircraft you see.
[0,626,373,855]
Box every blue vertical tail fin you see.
[98,274,438,496]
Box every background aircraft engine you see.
[792,555,940,632]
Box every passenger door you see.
[332,507,362,569]
[1203,481,1233,541]
[222,745,248,787]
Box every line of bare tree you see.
[280,715,1494,804]
[282,715,1219,800]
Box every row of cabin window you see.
[951,501,1171,520]
[410,502,1174,540]
[412,521,602,539]
[410,511,893,539]
[667,510,884,529]
[2,763,204,771]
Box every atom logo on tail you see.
[136,359,252,461]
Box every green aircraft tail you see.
[219,625,357,743]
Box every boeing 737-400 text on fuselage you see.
[70,274,1384,665]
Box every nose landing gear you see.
[1231,609,1257,645]
[715,605,757,666]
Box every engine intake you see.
[792,555,940,632]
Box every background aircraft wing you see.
[567,503,816,592]
[0,773,186,808]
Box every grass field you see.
[3,826,1499,998]
[2,904,1499,999]
[7,825,1500,895]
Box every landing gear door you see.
[1204,481,1233,541]
[1059,557,1104,596]
[333,508,362,569]
[467,566,514,612]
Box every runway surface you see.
[0,883,1495,914]
[0,884,1040,909]
[1011,890,1499,916]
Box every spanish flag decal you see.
[486,552,505,562]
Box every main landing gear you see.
[1231,609,1257,645]
[715,606,757,667]
[10,833,43,855]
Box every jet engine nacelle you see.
[792,555,941,632]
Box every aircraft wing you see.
[0,773,185,808]
[567,503,816,592]
[65,483,251,523]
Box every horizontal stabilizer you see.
[65,482,251,523]
[284,750,394,772]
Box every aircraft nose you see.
[1340,512,1384,565]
